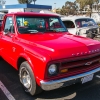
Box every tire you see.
[87,32,95,39]
[19,61,42,96]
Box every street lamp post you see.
[54,3,56,13]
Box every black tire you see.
[87,32,95,39]
[19,61,42,96]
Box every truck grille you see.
[60,53,100,77]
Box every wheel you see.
[87,32,95,39]
[19,61,42,96]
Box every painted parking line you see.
[0,81,15,100]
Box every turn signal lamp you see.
[60,69,68,73]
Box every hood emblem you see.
[72,49,100,56]
[85,61,92,66]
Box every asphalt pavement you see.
[0,59,100,100]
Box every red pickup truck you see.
[0,12,100,96]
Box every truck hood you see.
[18,32,100,60]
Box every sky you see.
[5,0,75,9]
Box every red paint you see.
[0,12,100,86]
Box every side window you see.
[4,17,15,34]
[63,20,75,28]
[50,18,61,29]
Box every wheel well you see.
[17,57,27,70]
[0,56,3,60]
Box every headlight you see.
[48,64,57,75]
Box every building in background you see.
[0,4,52,13]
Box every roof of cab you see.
[6,12,59,17]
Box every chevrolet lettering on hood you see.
[72,49,100,56]
[0,12,100,96]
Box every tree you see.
[56,8,61,14]
[60,6,67,15]
[76,0,99,10]
[18,0,32,4]
[60,1,78,15]
[76,0,99,16]
[33,0,37,4]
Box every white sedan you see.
[61,16,99,39]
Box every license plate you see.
[82,74,94,84]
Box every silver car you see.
[61,16,99,39]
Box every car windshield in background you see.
[75,18,97,28]
[16,16,67,34]
[62,20,75,28]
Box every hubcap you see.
[20,67,31,89]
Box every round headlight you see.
[48,64,57,75]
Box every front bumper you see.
[40,67,100,91]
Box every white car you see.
[61,16,99,38]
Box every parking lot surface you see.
[0,59,100,100]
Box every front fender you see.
[17,53,34,70]
[17,50,51,85]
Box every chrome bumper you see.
[40,67,100,91]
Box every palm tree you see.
[33,0,37,4]
[18,0,32,4]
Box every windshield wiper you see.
[28,30,39,33]
[44,29,57,32]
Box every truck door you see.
[1,16,16,65]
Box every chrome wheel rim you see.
[20,67,31,89]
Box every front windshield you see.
[16,16,67,34]
[75,18,97,28]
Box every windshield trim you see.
[16,16,68,34]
